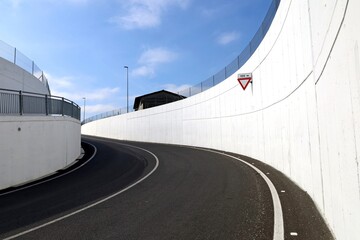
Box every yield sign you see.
[237,73,252,90]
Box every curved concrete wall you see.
[0,116,80,190]
[0,57,50,95]
[82,0,360,238]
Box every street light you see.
[83,97,86,123]
[124,66,129,113]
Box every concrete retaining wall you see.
[82,0,360,239]
[0,116,80,190]
[0,57,49,95]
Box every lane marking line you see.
[290,232,298,236]
[0,141,97,197]
[195,148,284,240]
[3,143,160,240]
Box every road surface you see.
[0,136,333,239]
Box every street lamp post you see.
[124,66,129,113]
[83,97,86,123]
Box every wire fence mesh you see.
[0,40,51,94]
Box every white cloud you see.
[139,47,177,65]
[132,65,155,77]
[217,31,240,45]
[133,47,178,78]
[46,73,119,102]
[7,0,89,7]
[162,83,192,93]
[45,73,74,89]
[86,104,117,115]
[110,0,190,29]
[86,87,120,101]
[7,0,21,7]
[52,87,120,102]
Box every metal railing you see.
[82,107,132,125]
[83,0,281,125]
[0,40,51,94]
[177,0,280,97]
[0,88,81,120]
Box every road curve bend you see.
[0,136,333,240]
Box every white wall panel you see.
[0,116,80,190]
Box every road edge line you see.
[3,143,159,240]
[194,148,284,240]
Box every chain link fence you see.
[82,107,132,125]
[176,0,280,98]
[0,40,51,94]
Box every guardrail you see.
[0,40,51,94]
[0,88,80,120]
[82,0,281,125]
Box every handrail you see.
[0,88,81,121]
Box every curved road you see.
[0,136,333,240]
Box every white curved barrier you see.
[82,0,360,238]
[0,47,80,190]
[0,116,80,190]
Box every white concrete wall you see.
[82,0,360,239]
[0,57,49,95]
[0,116,81,190]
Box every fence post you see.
[14,48,17,64]
[62,98,64,116]
[71,101,74,118]
[19,91,23,115]
[45,95,48,115]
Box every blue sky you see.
[0,0,271,120]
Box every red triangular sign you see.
[237,77,252,90]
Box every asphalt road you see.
[0,136,333,240]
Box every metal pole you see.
[14,48,17,64]
[61,98,64,116]
[19,90,23,115]
[83,97,86,122]
[45,95,48,115]
[124,66,129,113]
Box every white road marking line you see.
[281,190,286,193]
[196,148,284,240]
[3,143,160,240]
[290,232,298,236]
[0,141,97,197]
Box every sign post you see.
[237,73,252,90]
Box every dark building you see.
[133,90,186,111]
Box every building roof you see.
[133,90,186,111]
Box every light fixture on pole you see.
[124,66,129,113]
[83,97,86,123]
